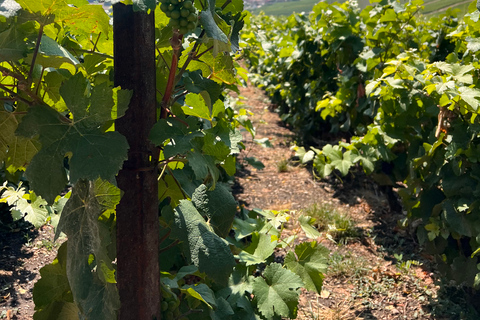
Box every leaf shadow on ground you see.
[0,205,38,311]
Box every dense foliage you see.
[242,0,480,287]
[0,0,329,319]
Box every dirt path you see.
[233,81,480,319]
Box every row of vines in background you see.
[242,0,480,287]
[0,0,330,319]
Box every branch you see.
[156,47,170,70]
[174,30,206,84]
[221,0,232,10]
[167,166,188,199]
[91,32,102,52]
[196,46,213,59]
[160,30,183,119]
[0,83,33,106]
[69,48,114,59]
[35,67,45,96]
[0,66,25,83]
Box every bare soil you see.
[0,218,61,320]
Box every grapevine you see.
[242,0,480,287]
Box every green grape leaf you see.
[206,119,242,154]
[181,283,217,309]
[83,54,108,75]
[457,86,480,111]
[68,131,129,183]
[183,93,214,120]
[202,132,230,159]
[324,146,353,176]
[158,174,186,207]
[183,70,222,103]
[34,35,80,68]
[15,192,49,228]
[230,13,246,53]
[313,154,333,178]
[0,110,40,173]
[192,184,236,238]
[284,241,329,293]
[0,23,29,62]
[16,73,130,203]
[199,7,228,44]
[186,151,219,184]
[442,199,472,237]
[298,215,321,239]
[171,200,236,285]
[59,72,88,119]
[24,147,68,205]
[252,263,303,319]
[15,0,58,25]
[55,179,120,320]
[211,54,236,85]
[222,154,236,176]
[237,232,277,266]
[211,297,235,320]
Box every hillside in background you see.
[248,0,472,17]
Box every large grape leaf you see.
[252,263,303,319]
[16,73,130,203]
[170,200,236,285]
[0,22,29,61]
[191,183,236,238]
[0,110,40,173]
[200,7,228,44]
[284,241,329,293]
[54,179,120,320]
[17,0,109,36]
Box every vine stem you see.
[174,30,206,85]
[0,83,33,106]
[28,24,44,86]
[161,30,183,119]
[91,32,102,52]
[167,166,188,199]
[156,47,170,70]
[35,67,45,96]
[70,48,113,59]
[221,0,232,10]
